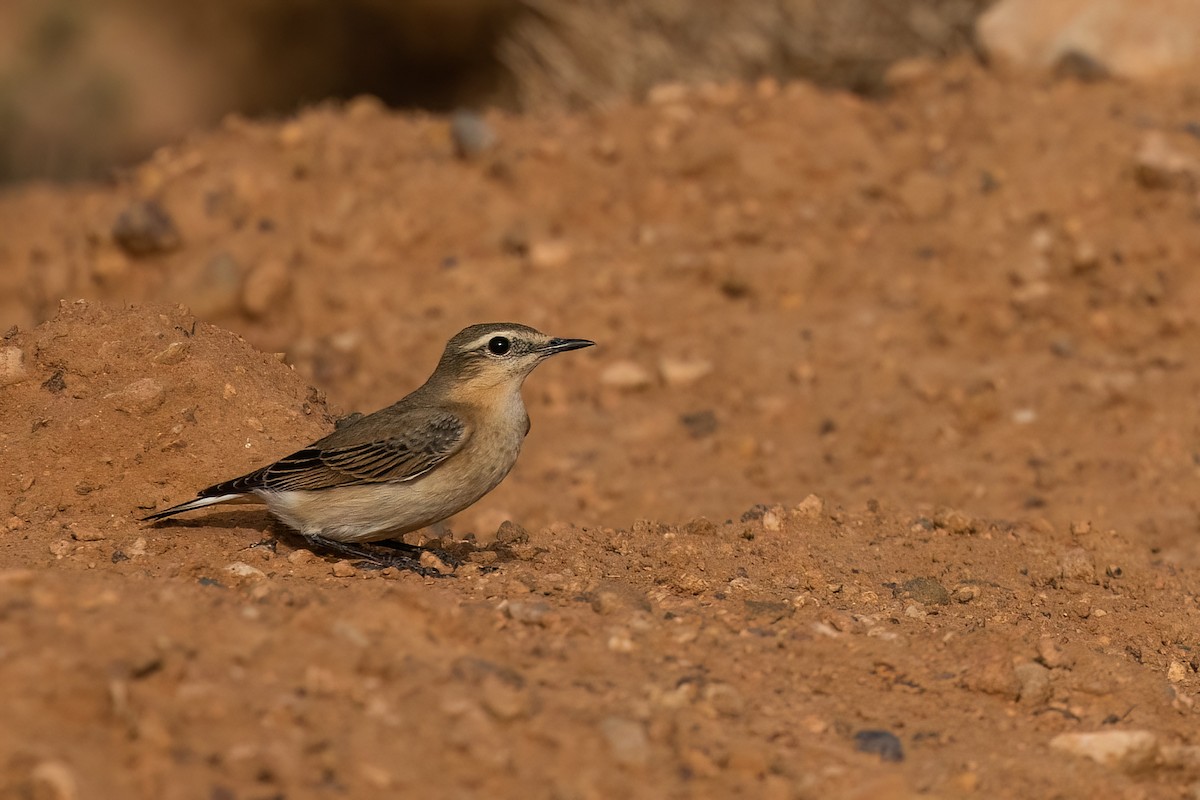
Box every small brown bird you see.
[145,323,593,562]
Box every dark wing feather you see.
[198,409,468,496]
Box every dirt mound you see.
[1,301,335,564]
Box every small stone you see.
[418,551,452,574]
[1014,661,1052,704]
[152,342,189,365]
[1059,547,1097,582]
[30,760,78,800]
[528,239,573,269]
[761,507,784,532]
[1050,730,1160,773]
[658,356,713,386]
[679,410,717,438]
[48,540,73,557]
[1037,637,1075,669]
[792,494,825,517]
[225,562,266,580]
[285,546,314,566]
[1168,661,1189,683]
[495,520,529,545]
[704,683,745,717]
[904,604,927,620]
[126,538,148,557]
[934,507,976,534]
[0,346,27,387]
[505,601,550,626]
[601,361,654,390]
[71,528,107,542]
[241,258,291,318]
[1134,131,1200,191]
[854,730,905,762]
[966,652,1020,700]
[897,577,950,605]
[683,517,717,536]
[331,561,357,578]
[600,717,649,767]
[112,199,182,256]
[110,378,166,415]
[450,110,497,159]
[951,584,981,603]
[479,673,531,721]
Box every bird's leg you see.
[301,534,434,575]
[370,538,423,555]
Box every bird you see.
[144,322,594,565]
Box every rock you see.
[601,361,654,390]
[1014,661,1052,704]
[331,561,357,578]
[896,577,950,606]
[761,506,784,532]
[658,356,713,386]
[287,549,315,564]
[152,341,189,365]
[70,528,107,542]
[600,717,649,767]
[0,346,28,386]
[479,673,531,721]
[505,600,551,626]
[1037,637,1075,669]
[109,378,166,415]
[112,199,182,256]
[854,730,905,763]
[951,584,981,603]
[450,110,497,159]
[29,760,78,800]
[528,239,573,269]
[1059,547,1097,582]
[1134,131,1200,190]
[966,652,1020,700]
[679,410,718,439]
[978,0,1200,82]
[495,520,529,545]
[1050,730,1161,773]
[704,682,745,717]
[792,494,825,518]
[241,258,291,318]
[419,551,452,575]
[224,562,267,580]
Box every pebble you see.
[601,361,654,390]
[495,520,529,545]
[897,577,950,606]
[703,682,745,717]
[152,341,189,365]
[1050,730,1160,772]
[505,600,551,626]
[1037,637,1075,669]
[29,760,78,800]
[1134,131,1200,191]
[1059,547,1097,582]
[112,199,182,256]
[241,258,291,318]
[1013,661,1052,704]
[70,528,107,542]
[951,584,981,603]
[761,506,784,532]
[225,562,266,580]
[331,561,357,578]
[658,356,713,386]
[109,378,166,415]
[450,110,498,159]
[479,673,531,721]
[287,548,315,565]
[48,540,73,558]
[792,494,825,517]
[854,729,905,762]
[528,239,573,269]
[599,717,649,767]
[418,551,452,574]
[0,346,27,386]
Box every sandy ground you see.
[4,60,1200,798]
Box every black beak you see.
[542,337,595,355]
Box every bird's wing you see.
[199,408,469,495]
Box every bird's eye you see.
[487,336,511,356]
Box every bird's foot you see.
[301,534,452,578]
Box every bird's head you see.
[432,322,594,394]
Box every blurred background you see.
[0,0,989,182]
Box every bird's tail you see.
[141,493,246,522]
